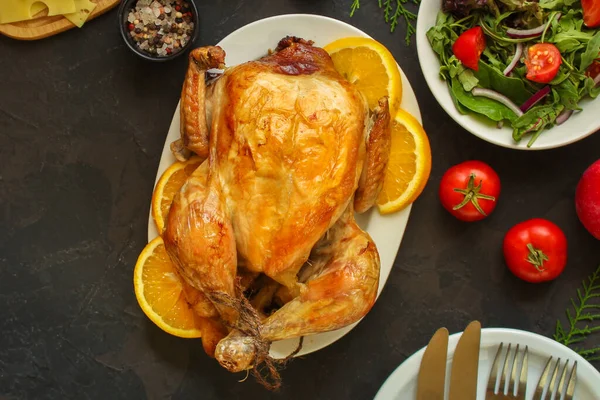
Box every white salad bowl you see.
[416,0,600,150]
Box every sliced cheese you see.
[6,0,96,28]
[0,0,76,24]
[64,0,97,27]
[30,2,48,16]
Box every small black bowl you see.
[118,0,199,62]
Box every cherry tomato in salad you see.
[452,27,486,71]
[503,218,567,283]
[439,160,500,222]
[586,59,600,81]
[525,43,562,84]
[582,0,600,28]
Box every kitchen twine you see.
[211,282,304,390]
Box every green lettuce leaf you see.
[450,77,520,121]
[580,32,600,71]
[474,60,534,104]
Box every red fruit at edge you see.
[576,159,600,240]
[128,23,135,31]
[582,0,600,28]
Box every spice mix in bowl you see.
[119,0,198,61]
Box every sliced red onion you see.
[503,42,523,76]
[556,109,573,125]
[594,74,600,87]
[507,25,545,38]
[471,87,524,117]
[520,86,551,112]
[506,13,561,39]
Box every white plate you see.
[416,0,600,150]
[147,15,422,358]
[375,328,600,399]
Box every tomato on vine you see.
[439,161,501,222]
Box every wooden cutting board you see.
[0,0,120,40]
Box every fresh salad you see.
[427,0,600,147]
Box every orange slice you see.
[377,109,431,214]
[151,157,203,234]
[133,236,203,338]
[323,37,403,114]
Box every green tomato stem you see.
[452,173,496,216]
[526,243,549,272]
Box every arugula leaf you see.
[580,32,600,71]
[435,8,452,25]
[474,61,533,104]
[482,47,506,70]
[557,9,585,32]
[549,67,571,85]
[581,76,600,99]
[554,79,581,110]
[451,77,520,121]
[458,70,479,91]
[444,56,480,90]
[427,27,449,59]
[426,12,458,64]
[513,104,562,129]
[551,10,594,45]
[553,38,585,53]
[539,0,578,10]
[512,104,563,144]
[553,31,595,45]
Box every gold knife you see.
[416,327,449,400]
[448,320,482,400]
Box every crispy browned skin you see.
[215,204,380,370]
[210,37,368,290]
[166,37,385,374]
[262,203,379,339]
[181,278,218,318]
[173,47,226,161]
[163,161,239,326]
[354,97,391,213]
[199,317,228,358]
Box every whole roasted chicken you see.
[163,37,391,385]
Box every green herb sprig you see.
[554,265,600,361]
[350,0,420,45]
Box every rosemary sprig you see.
[349,0,420,45]
[554,265,600,361]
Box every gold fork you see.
[533,356,577,400]
[486,343,529,399]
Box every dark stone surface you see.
[0,1,598,399]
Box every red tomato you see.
[439,160,500,222]
[503,219,567,283]
[452,27,486,71]
[576,160,600,239]
[525,43,562,84]
[586,59,600,81]
[582,0,600,28]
